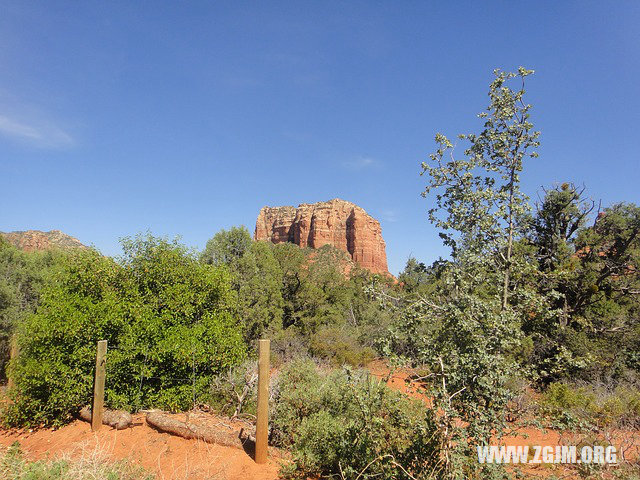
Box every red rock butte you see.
[254,199,389,275]
[0,229,86,252]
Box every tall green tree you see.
[527,183,595,330]
[234,241,285,341]
[272,242,308,330]
[532,183,595,273]
[572,203,640,317]
[422,67,540,309]
[201,226,252,267]
[397,257,429,293]
[526,197,640,382]
[407,68,541,478]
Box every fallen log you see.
[79,406,133,430]
[145,410,243,448]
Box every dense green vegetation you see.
[1,232,391,427]
[201,226,392,361]
[538,381,640,430]
[1,68,639,479]
[4,235,246,426]
[0,238,66,383]
[380,68,639,479]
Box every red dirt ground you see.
[0,413,281,480]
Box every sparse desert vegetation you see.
[0,442,153,480]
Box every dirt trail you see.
[0,413,281,480]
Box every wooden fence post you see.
[92,340,108,432]
[255,338,270,464]
[7,335,18,389]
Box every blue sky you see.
[1,1,639,274]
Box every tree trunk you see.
[502,172,516,311]
[145,411,245,448]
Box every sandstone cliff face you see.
[255,199,389,274]
[0,230,86,252]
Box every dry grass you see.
[0,440,154,480]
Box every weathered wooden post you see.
[7,335,18,389]
[92,340,108,432]
[255,338,270,464]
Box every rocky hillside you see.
[0,229,86,252]
[255,199,389,274]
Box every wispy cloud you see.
[342,156,379,170]
[379,208,398,223]
[0,113,74,148]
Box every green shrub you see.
[541,383,595,412]
[540,382,640,428]
[272,359,441,480]
[3,235,246,427]
[0,238,67,383]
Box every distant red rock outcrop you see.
[254,199,389,274]
[0,229,86,252]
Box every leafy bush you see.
[271,359,441,480]
[308,325,376,367]
[4,235,246,427]
[0,238,67,383]
[378,272,522,479]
